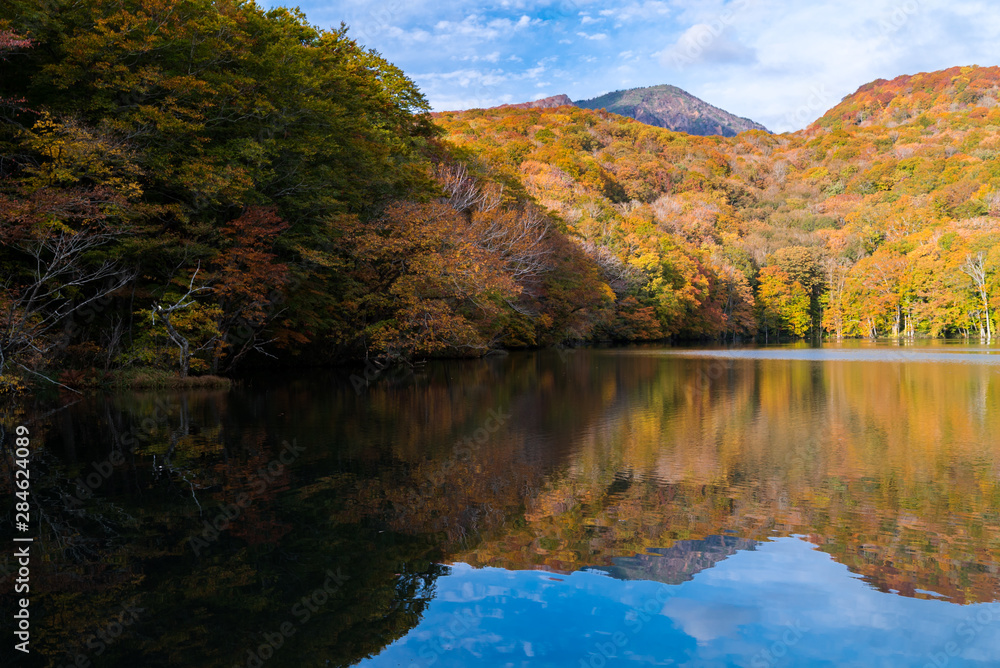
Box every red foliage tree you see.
[209,206,290,371]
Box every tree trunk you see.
[962,253,993,343]
[160,312,191,379]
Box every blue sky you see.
[267,1,1000,132]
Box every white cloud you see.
[432,13,540,42]
[598,1,670,24]
[382,26,432,44]
[512,15,536,29]
[277,0,1000,131]
[457,51,502,63]
[524,64,547,78]
[660,23,756,68]
[660,599,758,644]
[416,68,511,88]
[650,0,1000,131]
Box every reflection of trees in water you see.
[6,350,1000,666]
[0,413,144,666]
[445,353,1000,604]
[3,390,449,668]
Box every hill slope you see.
[574,84,769,136]
[812,65,1000,129]
[435,64,1000,342]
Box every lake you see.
[4,343,1000,667]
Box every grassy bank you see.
[108,369,232,390]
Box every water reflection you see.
[2,345,1000,666]
[364,538,1000,667]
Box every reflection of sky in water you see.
[360,537,1000,667]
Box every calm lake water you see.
[4,343,1000,667]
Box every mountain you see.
[484,85,768,137]
[574,84,769,137]
[606,535,757,585]
[500,94,574,110]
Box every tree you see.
[468,206,552,284]
[342,201,522,359]
[0,0,447,373]
[960,252,993,342]
[0,28,31,117]
[0,187,134,384]
[820,258,851,339]
[756,266,810,341]
[841,251,908,339]
[209,207,289,371]
[714,261,757,341]
[770,245,824,335]
[606,296,663,341]
[151,262,214,378]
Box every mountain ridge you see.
[499,94,574,110]
[477,84,769,137]
[574,84,769,137]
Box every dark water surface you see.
[3,343,1000,667]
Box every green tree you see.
[756,266,810,341]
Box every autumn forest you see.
[5,0,1000,390]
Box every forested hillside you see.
[436,65,1000,343]
[3,0,1000,391]
[0,0,608,391]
